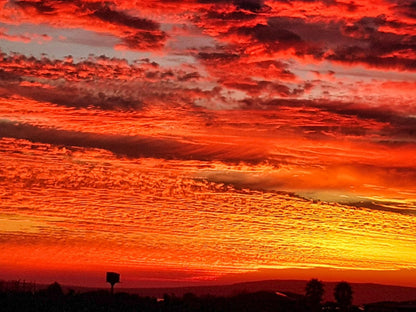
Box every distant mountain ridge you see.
[12,279,415,306]
[94,280,416,306]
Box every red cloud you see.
[4,0,167,50]
[0,27,51,43]
[2,0,415,70]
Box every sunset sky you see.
[0,0,415,288]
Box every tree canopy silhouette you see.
[43,281,64,299]
[305,278,324,312]
[334,281,353,312]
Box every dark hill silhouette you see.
[8,279,416,306]
[115,280,416,305]
[0,283,308,312]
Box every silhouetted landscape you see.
[2,279,416,311]
[119,280,416,306]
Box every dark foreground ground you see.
[119,280,416,306]
[0,287,358,312]
[1,280,416,312]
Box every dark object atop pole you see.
[106,272,120,294]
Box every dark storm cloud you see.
[10,0,416,69]
[261,0,358,11]
[121,31,167,50]
[85,2,168,49]
[327,50,416,71]
[234,0,265,12]
[389,0,416,19]
[238,23,301,43]
[327,33,416,70]
[205,9,257,21]
[222,80,311,97]
[0,76,141,111]
[223,80,291,96]
[0,68,20,83]
[86,3,160,31]
[21,86,143,110]
[196,50,301,95]
[0,52,207,110]
[197,52,240,62]
[178,72,201,81]
[329,15,416,70]
[243,98,416,142]
[196,52,295,79]
[14,0,57,14]
[0,53,142,110]
[258,99,385,124]
[348,200,416,216]
[222,14,416,70]
[0,121,191,159]
[198,0,267,12]
[15,0,160,30]
[0,52,145,81]
[11,0,168,50]
[0,121,269,164]
[228,17,328,57]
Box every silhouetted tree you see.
[305,278,324,312]
[45,282,63,298]
[334,281,353,312]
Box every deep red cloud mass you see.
[4,0,167,50]
[0,0,415,288]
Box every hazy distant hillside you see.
[115,280,416,306]
[5,279,416,306]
